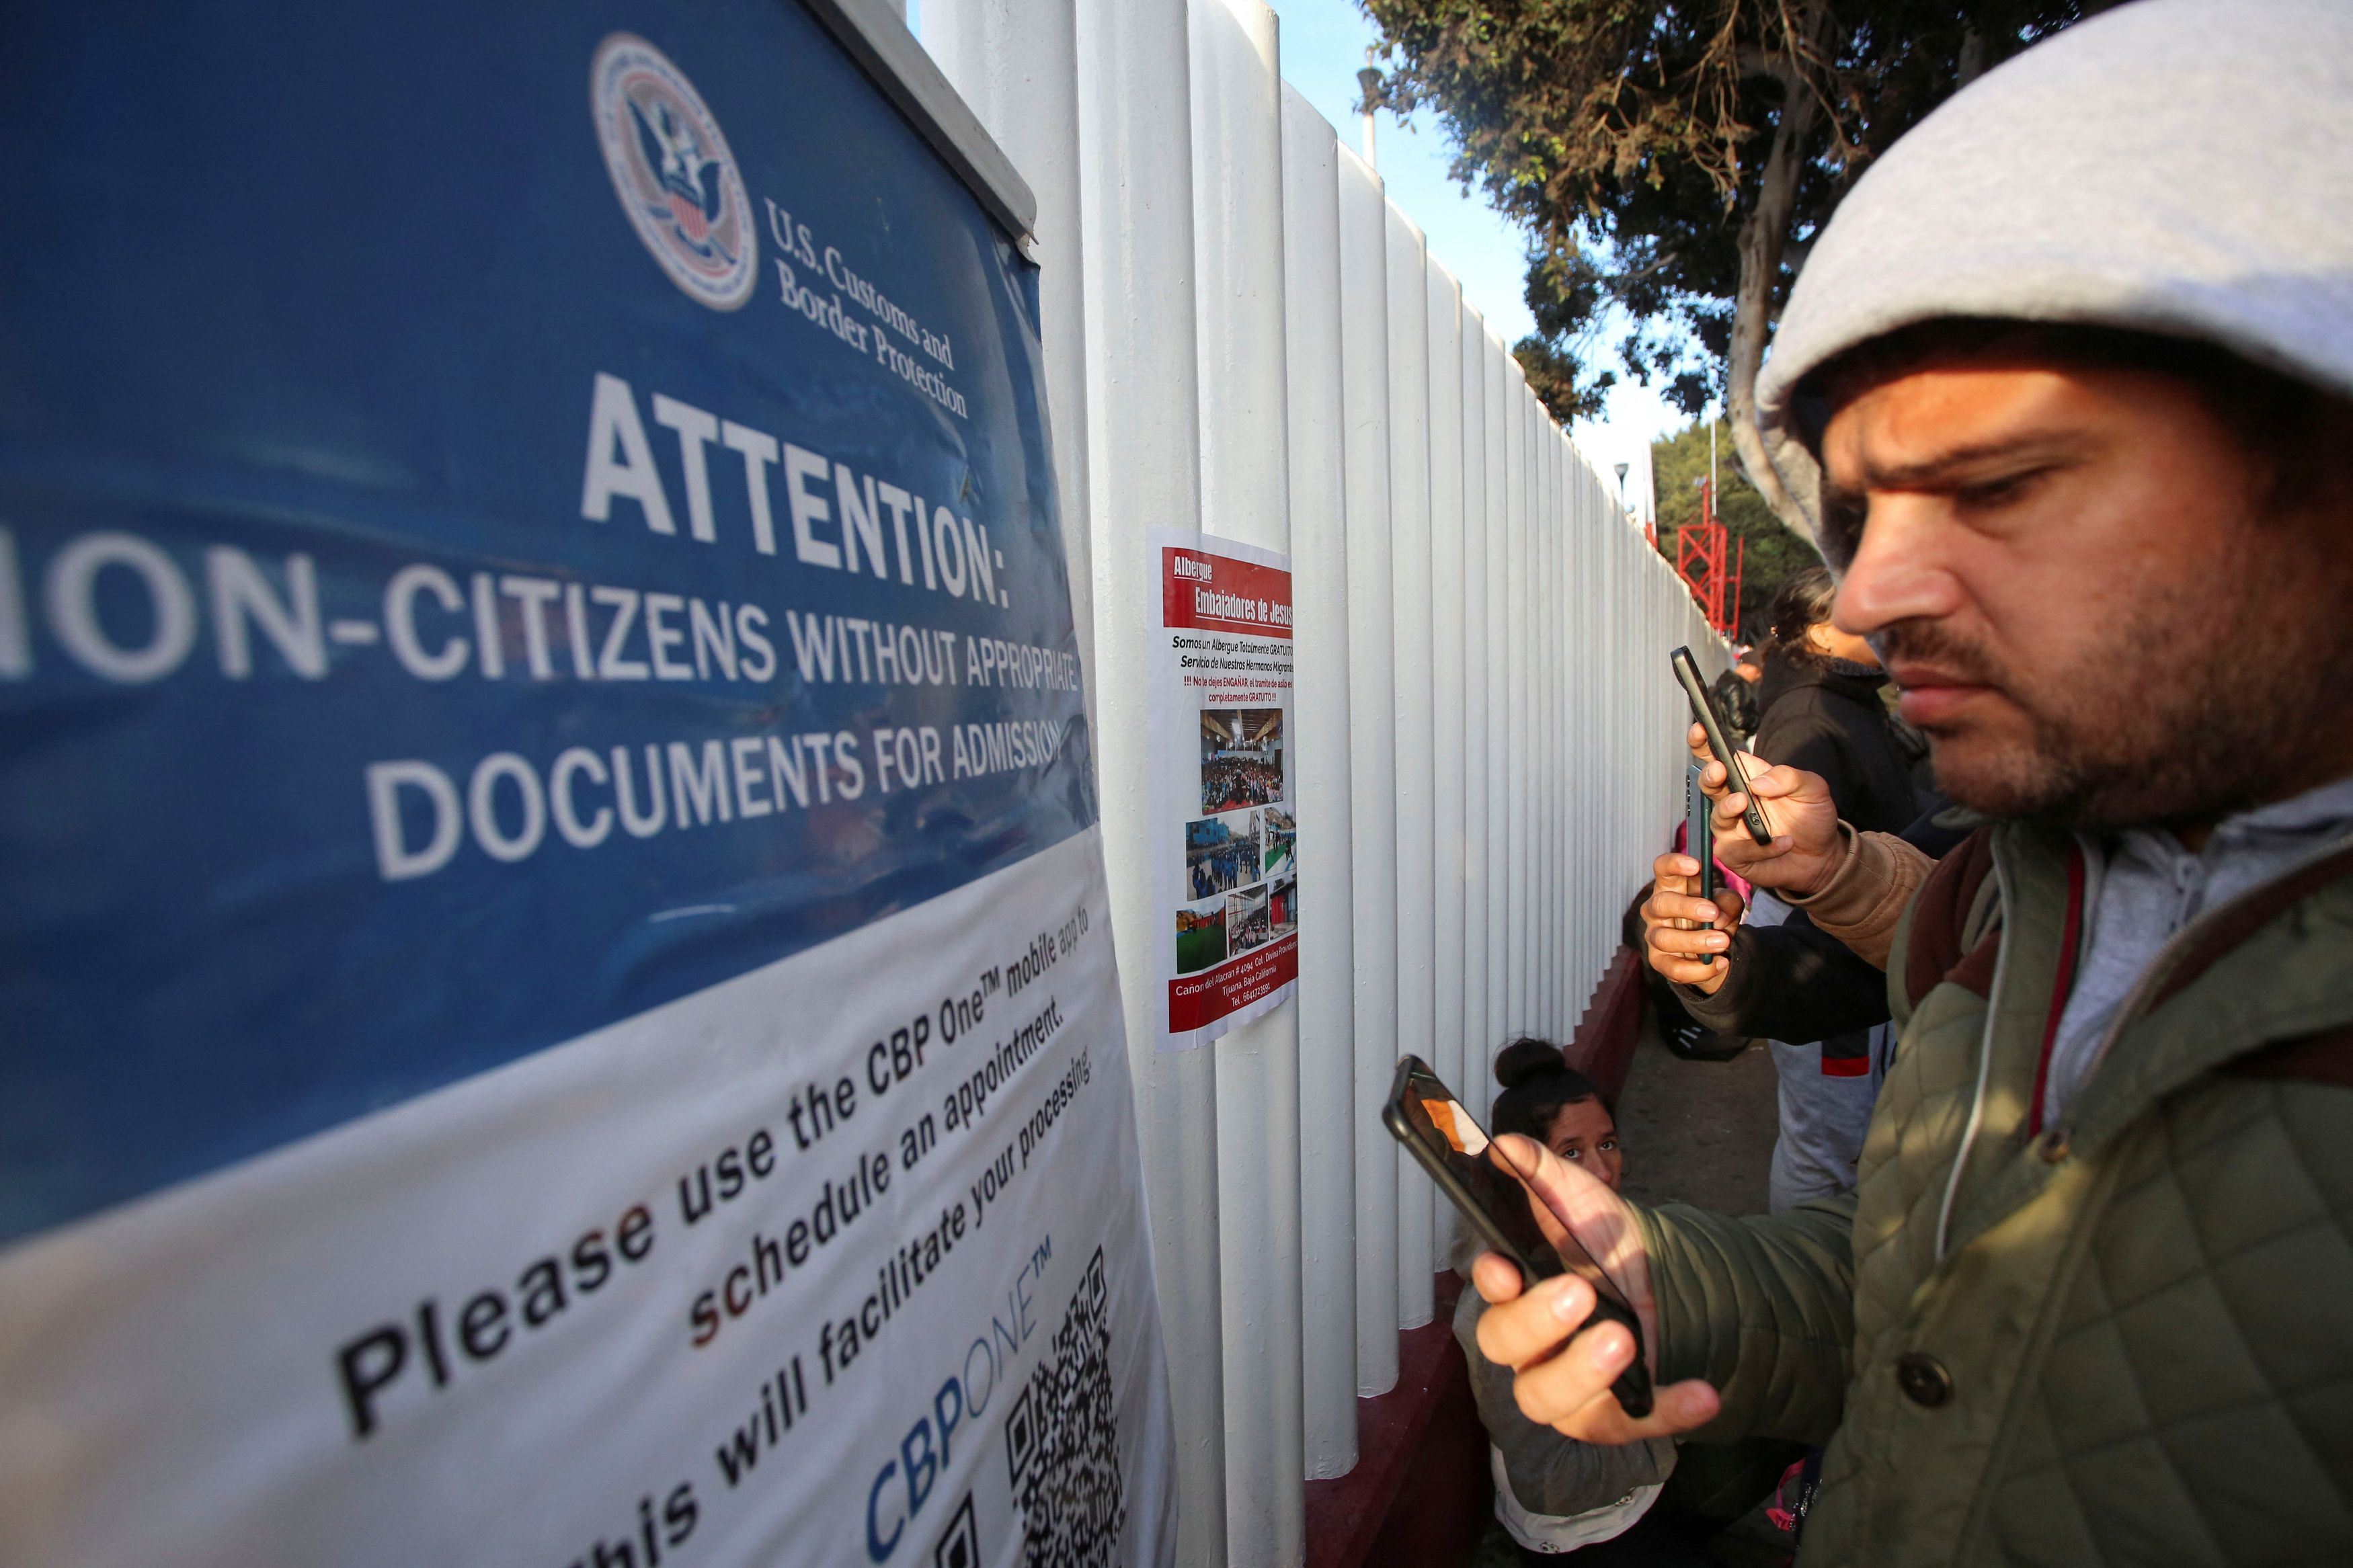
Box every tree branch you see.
[1724,3,1829,540]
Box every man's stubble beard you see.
[1883,526,2353,833]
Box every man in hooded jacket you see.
[1466,4,2353,1563]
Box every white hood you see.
[1757,0,2353,530]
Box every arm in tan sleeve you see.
[1778,823,1933,968]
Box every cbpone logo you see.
[592,34,756,311]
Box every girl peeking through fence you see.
[1450,1040,1784,1564]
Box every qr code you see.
[1004,1247,1125,1568]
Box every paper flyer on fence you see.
[1148,530,1298,1051]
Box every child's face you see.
[1546,1099,1624,1192]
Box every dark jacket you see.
[1679,804,1971,1046]
[1751,653,1921,836]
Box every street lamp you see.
[1616,460,1646,544]
[1356,66,1382,169]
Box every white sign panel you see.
[0,5,1173,1565]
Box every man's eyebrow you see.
[1850,435,2087,493]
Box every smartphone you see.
[1382,1055,1654,1419]
[1673,762,1720,957]
[1671,646,1772,845]
[1683,761,1718,909]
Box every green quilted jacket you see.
[1636,821,2353,1566]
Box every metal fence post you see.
[1189,3,1305,1558]
[1334,145,1400,1403]
[1278,79,1358,1486]
[1069,2,1227,1561]
[1382,204,1435,1329]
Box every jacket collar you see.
[1940,819,2353,1255]
[2069,828,2353,1149]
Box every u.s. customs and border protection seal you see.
[591,34,757,311]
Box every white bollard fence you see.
[926,2,1726,1561]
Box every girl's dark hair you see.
[1767,564,1839,668]
[1490,1038,1607,1142]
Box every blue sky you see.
[1264,0,1536,342]
[911,0,1687,497]
[1265,0,1687,479]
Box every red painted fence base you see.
[1566,947,1646,1106]
[1302,1268,1486,1568]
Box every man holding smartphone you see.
[1468,5,2353,1565]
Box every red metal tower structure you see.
[1673,477,1745,638]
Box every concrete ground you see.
[1612,1015,1778,1219]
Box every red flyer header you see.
[1161,546,1293,638]
[1168,934,1300,1032]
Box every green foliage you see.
[1361,0,2083,414]
[1511,245,1613,423]
[1512,334,1609,425]
[1650,419,1819,643]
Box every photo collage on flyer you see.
[1180,708,1296,973]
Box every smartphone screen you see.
[1384,1057,1654,1417]
[1388,1060,1638,1314]
[1392,1067,1559,1281]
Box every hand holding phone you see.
[1677,761,1718,931]
[1671,647,1773,846]
[1644,850,1745,993]
[1382,1057,1654,1419]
